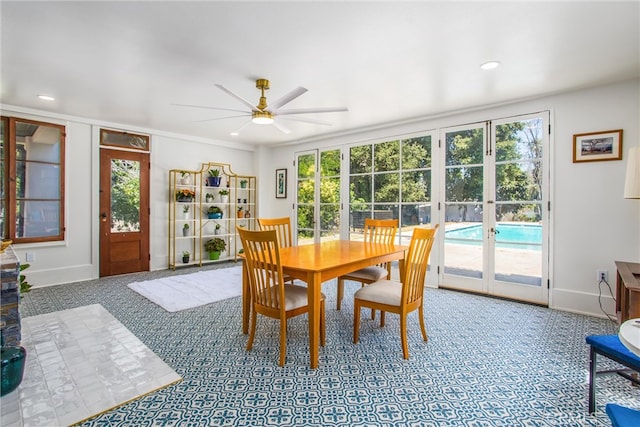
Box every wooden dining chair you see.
[353,225,438,359]
[257,217,294,248]
[257,217,296,284]
[336,218,398,313]
[237,227,325,366]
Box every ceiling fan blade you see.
[214,84,258,111]
[276,106,348,115]
[268,87,308,111]
[230,119,253,135]
[172,103,249,114]
[273,121,291,134]
[278,116,332,126]
[190,114,250,123]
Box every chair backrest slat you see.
[402,226,438,305]
[257,217,294,248]
[238,227,286,312]
[363,218,398,245]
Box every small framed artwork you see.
[275,168,287,199]
[573,129,623,163]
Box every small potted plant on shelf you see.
[182,204,190,219]
[183,223,190,237]
[240,179,248,188]
[204,237,226,260]
[176,189,195,202]
[237,206,244,218]
[182,251,190,264]
[205,193,214,203]
[208,206,223,219]
[218,189,229,203]
[207,169,222,187]
[214,223,221,235]
[179,171,191,185]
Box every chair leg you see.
[380,311,386,327]
[279,318,287,367]
[418,305,428,342]
[247,308,257,351]
[337,278,345,310]
[353,300,361,344]
[400,313,409,359]
[588,347,597,414]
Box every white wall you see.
[4,79,638,317]
[259,79,640,317]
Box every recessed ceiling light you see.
[480,61,500,70]
[38,95,55,101]
[230,131,239,136]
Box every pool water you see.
[445,223,542,250]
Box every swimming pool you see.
[445,223,542,250]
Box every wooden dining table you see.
[241,239,408,368]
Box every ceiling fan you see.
[174,78,348,135]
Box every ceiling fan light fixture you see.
[252,110,274,125]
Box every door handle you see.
[100,212,107,222]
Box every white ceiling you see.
[1,1,638,146]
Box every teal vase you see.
[1,345,26,396]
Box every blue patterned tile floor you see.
[15,263,640,426]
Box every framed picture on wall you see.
[276,169,287,199]
[573,129,623,163]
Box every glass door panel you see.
[443,124,486,292]
[296,152,316,245]
[319,149,341,241]
[490,117,547,303]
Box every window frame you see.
[1,116,66,243]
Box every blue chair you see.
[606,403,640,427]
[585,335,640,413]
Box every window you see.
[349,135,433,240]
[1,117,65,243]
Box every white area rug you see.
[0,304,181,427]
[127,266,243,312]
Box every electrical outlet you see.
[25,252,35,262]
[597,269,608,282]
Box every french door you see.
[295,149,342,245]
[441,113,549,304]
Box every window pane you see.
[110,159,140,232]
[402,136,431,169]
[17,200,60,238]
[350,145,371,174]
[373,172,399,203]
[297,153,315,179]
[402,170,431,202]
[100,128,149,151]
[374,140,399,172]
[350,175,371,205]
[320,150,340,176]
[445,129,484,166]
[401,204,431,227]
[445,166,483,202]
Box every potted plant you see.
[182,204,190,219]
[240,179,248,188]
[237,206,244,218]
[205,193,214,203]
[182,251,190,263]
[207,205,223,219]
[207,169,222,187]
[182,223,190,237]
[214,223,222,235]
[176,189,195,202]
[204,237,226,260]
[179,171,191,185]
[218,189,229,203]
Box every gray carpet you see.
[18,262,638,426]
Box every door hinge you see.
[438,202,441,210]
[548,201,551,211]
[548,124,551,135]
[438,139,441,148]
[547,279,550,289]
[437,265,440,274]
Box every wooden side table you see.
[615,261,640,323]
